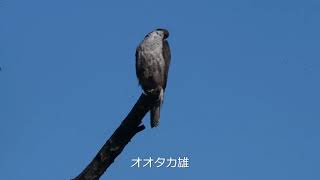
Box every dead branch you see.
[72,93,157,180]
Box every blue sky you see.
[1,0,320,179]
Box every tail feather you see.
[150,88,164,128]
[150,106,160,128]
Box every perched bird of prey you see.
[135,28,171,128]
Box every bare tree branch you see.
[73,93,157,180]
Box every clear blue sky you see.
[1,0,320,179]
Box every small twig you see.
[73,93,158,180]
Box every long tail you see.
[150,88,163,128]
[150,106,160,128]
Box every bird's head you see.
[144,28,170,41]
[156,28,169,39]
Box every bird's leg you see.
[145,89,155,95]
[145,87,162,103]
[146,87,159,95]
[146,87,163,107]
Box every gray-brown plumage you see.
[135,28,171,128]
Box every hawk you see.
[135,28,171,128]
